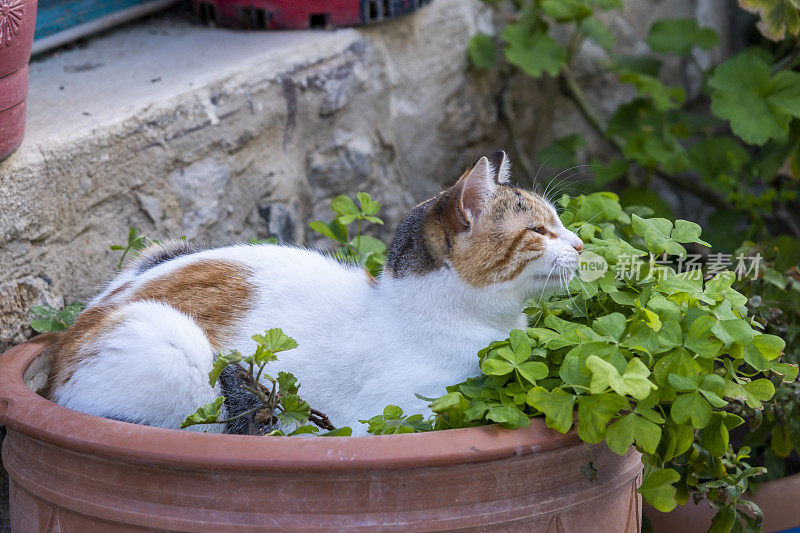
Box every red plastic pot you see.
[0,0,36,161]
[1,337,643,531]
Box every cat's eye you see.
[530,226,546,235]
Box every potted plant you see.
[4,191,791,532]
[0,0,36,161]
[0,337,643,531]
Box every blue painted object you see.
[34,0,157,40]
[778,527,800,533]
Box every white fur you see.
[56,205,581,437]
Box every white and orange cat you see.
[45,151,583,436]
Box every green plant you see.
[309,192,387,277]
[30,302,85,333]
[109,227,190,270]
[468,0,800,246]
[724,241,800,483]
[182,328,352,437]
[362,192,794,532]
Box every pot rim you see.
[0,337,582,472]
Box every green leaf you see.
[277,394,311,426]
[468,33,496,68]
[577,394,629,443]
[277,371,299,395]
[580,17,615,51]
[671,391,713,429]
[586,356,656,400]
[654,348,702,387]
[613,55,663,76]
[288,425,319,435]
[684,315,723,358]
[577,192,623,222]
[502,25,566,78]
[699,412,733,457]
[739,0,800,41]
[330,195,360,217]
[709,507,737,533]
[209,350,243,387]
[592,313,627,340]
[752,334,786,360]
[517,361,550,383]
[482,357,516,376]
[743,379,776,405]
[719,319,755,346]
[709,54,800,145]
[606,412,661,454]
[321,427,353,437]
[309,220,348,244]
[383,405,404,419]
[770,362,799,381]
[356,192,381,216]
[646,18,719,55]
[631,214,685,256]
[486,405,530,427]
[619,71,685,111]
[526,387,575,434]
[252,328,298,356]
[31,318,60,333]
[540,0,593,21]
[181,397,225,428]
[771,424,794,457]
[430,392,469,414]
[671,220,711,247]
[509,329,532,359]
[639,468,680,512]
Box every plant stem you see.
[215,406,261,424]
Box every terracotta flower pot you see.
[0,0,36,161]
[644,472,800,533]
[1,337,643,531]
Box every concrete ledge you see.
[0,1,499,348]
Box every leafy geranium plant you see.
[182,328,351,437]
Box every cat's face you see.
[385,151,583,300]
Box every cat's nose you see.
[569,234,584,252]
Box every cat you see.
[45,150,583,436]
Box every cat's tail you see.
[50,300,223,432]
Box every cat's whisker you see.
[537,263,559,303]
[541,164,599,201]
[573,208,610,235]
[541,165,588,201]
[532,159,549,195]
[545,171,597,204]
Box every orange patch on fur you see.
[130,260,254,350]
[45,306,125,397]
[99,281,133,303]
[46,260,254,397]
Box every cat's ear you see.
[449,156,498,230]
[487,149,511,185]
